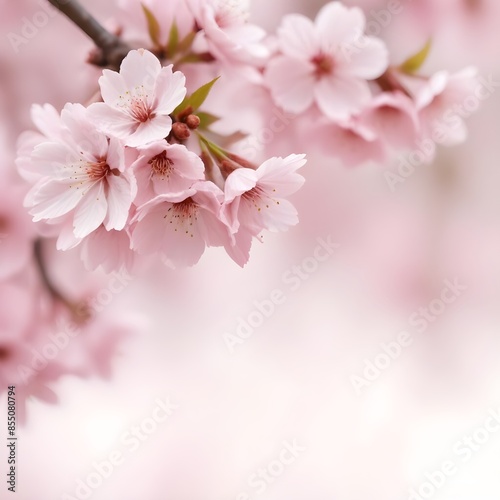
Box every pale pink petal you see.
[344,37,389,80]
[73,182,108,238]
[27,179,87,221]
[316,2,365,47]
[154,67,187,114]
[131,204,168,255]
[314,75,371,121]
[105,174,134,231]
[257,154,306,197]
[119,49,162,91]
[98,69,129,108]
[278,14,319,59]
[61,103,108,158]
[266,56,316,114]
[81,227,134,273]
[258,197,299,232]
[224,168,258,202]
[87,102,137,139]
[125,115,172,147]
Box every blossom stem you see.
[47,0,131,68]
[34,238,89,322]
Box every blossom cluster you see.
[18,48,306,271]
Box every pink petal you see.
[314,75,371,121]
[316,2,365,48]
[224,168,258,202]
[99,69,129,108]
[278,14,319,59]
[119,49,162,91]
[345,37,389,80]
[265,56,316,114]
[257,154,306,197]
[27,179,86,221]
[87,102,137,139]
[125,115,172,147]
[73,182,108,238]
[105,174,134,231]
[154,67,187,115]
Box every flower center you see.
[149,151,174,178]
[312,53,334,78]
[130,98,156,123]
[164,199,198,238]
[86,158,112,181]
[242,185,279,212]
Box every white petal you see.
[104,174,134,231]
[73,182,108,238]
[28,179,86,221]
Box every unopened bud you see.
[186,114,201,130]
[172,122,191,141]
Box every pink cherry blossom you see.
[265,1,388,121]
[88,49,187,147]
[414,66,478,147]
[305,117,387,167]
[223,154,306,237]
[188,0,269,65]
[16,104,68,184]
[360,91,420,150]
[24,103,137,241]
[132,142,205,205]
[80,226,135,273]
[131,181,235,267]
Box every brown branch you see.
[47,0,131,68]
[34,239,90,323]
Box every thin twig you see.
[47,0,131,68]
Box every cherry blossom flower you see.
[360,91,420,150]
[265,1,388,121]
[132,142,205,205]
[304,117,387,167]
[80,226,135,273]
[188,0,269,65]
[131,181,237,267]
[88,49,187,147]
[414,66,478,147]
[223,154,306,237]
[24,103,137,241]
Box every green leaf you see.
[142,4,161,47]
[166,22,179,59]
[197,112,220,129]
[174,77,221,115]
[400,39,432,74]
[178,31,197,54]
